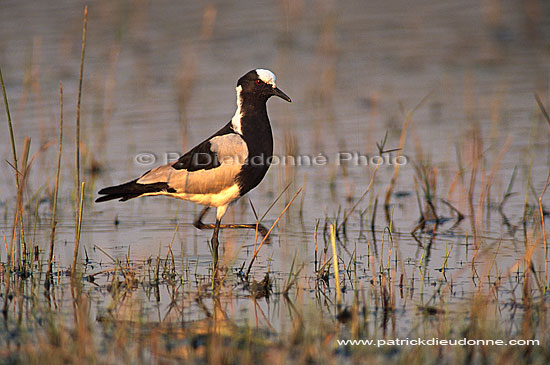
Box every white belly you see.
[143,184,241,208]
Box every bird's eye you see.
[255,79,262,85]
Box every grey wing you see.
[136,134,248,194]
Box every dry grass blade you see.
[72,181,85,278]
[535,93,550,126]
[384,92,431,225]
[1,64,23,272]
[338,162,380,232]
[246,186,303,278]
[259,181,292,222]
[0,65,18,183]
[75,6,87,205]
[18,137,31,265]
[2,232,9,318]
[538,173,550,290]
[93,244,117,264]
[46,83,63,283]
[330,224,341,307]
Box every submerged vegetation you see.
[1,1,550,364]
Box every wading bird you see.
[96,69,291,267]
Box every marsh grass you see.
[1,5,550,365]
[0,159,549,364]
[74,6,87,209]
[45,83,63,286]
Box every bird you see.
[96,69,291,267]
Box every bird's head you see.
[237,69,291,103]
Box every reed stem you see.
[72,181,85,278]
[330,224,341,308]
[46,83,63,283]
[75,6,87,208]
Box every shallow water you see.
[1,0,550,344]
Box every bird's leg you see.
[194,207,211,229]
[211,218,221,268]
[193,207,270,242]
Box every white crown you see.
[255,69,276,87]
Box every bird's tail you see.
[95,179,173,203]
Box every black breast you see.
[235,113,274,196]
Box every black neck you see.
[239,98,271,137]
[233,97,274,196]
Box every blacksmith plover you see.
[96,69,291,266]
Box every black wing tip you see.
[95,195,123,203]
[97,187,109,195]
[96,179,173,203]
[95,179,140,203]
